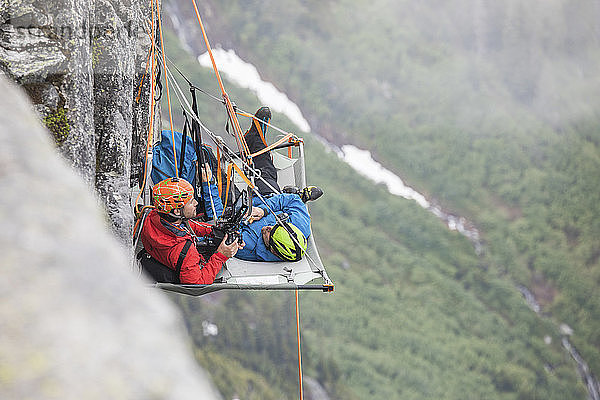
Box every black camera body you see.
[195,205,247,256]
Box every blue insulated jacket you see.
[235,194,311,262]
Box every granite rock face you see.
[1,0,96,181]
[0,2,222,398]
[0,75,221,400]
[0,0,154,244]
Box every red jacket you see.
[140,209,228,284]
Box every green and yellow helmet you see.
[268,222,307,262]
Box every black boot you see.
[283,185,324,203]
[301,186,324,202]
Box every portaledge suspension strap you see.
[190,86,217,220]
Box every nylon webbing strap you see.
[231,162,255,188]
[288,137,294,158]
[223,163,234,209]
[222,161,256,209]
[189,88,208,213]
[249,133,294,158]
[179,113,189,179]
[175,240,193,283]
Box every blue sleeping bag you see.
[151,130,197,185]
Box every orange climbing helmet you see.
[152,177,194,214]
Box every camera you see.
[195,205,247,256]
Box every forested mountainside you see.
[161,1,600,399]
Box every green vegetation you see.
[43,107,71,145]
[159,1,599,398]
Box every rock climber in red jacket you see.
[140,175,242,284]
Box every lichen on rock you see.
[42,106,71,144]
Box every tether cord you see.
[296,290,304,400]
[190,88,208,206]
[155,0,178,178]
[156,10,310,247]
[190,0,250,161]
[161,64,220,219]
[167,56,223,104]
[191,0,258,221]
[133,0,158,217]
[163,64,311,251]
[163,58,300,151]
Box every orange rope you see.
[190,0,250,160]
[191,0,225,100]
[237,109,300,159]
[223,163,233,209]
[295,290,304,400]
[249,133,294,158]
[230,162,255,188]
[135,45,152,103]
[252,118,268,147]
[155,0,178,178]
[222,161,257,208]
[133,0,158,220]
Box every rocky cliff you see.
[0,74,222,400]
[0,2,224,398]
[0,0,154,244]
